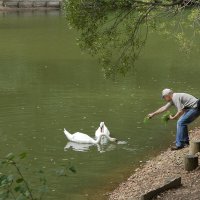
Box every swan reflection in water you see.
[64,141,127,153]
[64,142,117,153]
[64,142,94,152]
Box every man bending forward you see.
[148,89,200,151]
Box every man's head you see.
[162,88,173,102]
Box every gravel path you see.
[109,128,200,200]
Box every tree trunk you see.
[184,154,198,171]
[189,140,200,155]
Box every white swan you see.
[95,122,110,138]
[64,128,117,144]
[95,122,110,144]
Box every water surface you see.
[0,11,200,200]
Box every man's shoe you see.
[185,141,190,146]
[171,146,184,151]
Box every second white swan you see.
[64,128,117,144]
[95,122,110,138]
[95,122,111,144]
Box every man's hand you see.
[169,115,175,120]
[148,113,154,119]
[169,110,184,120]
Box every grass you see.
[143,111,172,124]
[143,116,149,123]
[161,111,172,124]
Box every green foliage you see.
[143,116,149,123]
[161,111,172,125]
[0,152,42,200]
[0,153,76,200]
[68,166,76,174]
[18,153,27,160]
[143,111,172,124]
[65,0,200,78]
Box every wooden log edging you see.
[184,154,198,171]
[140,177,182,200]
[189,140,200,155]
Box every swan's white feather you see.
[64,129,95,144]
[64,128,116,144]
[70,132,95,144]
[95,126,110,138]
[95,122,110,144]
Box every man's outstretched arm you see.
[169,110,184,120]
[148,102,171,118]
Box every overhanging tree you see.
[65,0,200,78]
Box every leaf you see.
[0,175,8,183]
[16,178,24,183]
[14,186,21,192]
[0,160,7,166]
[143,116,149,123]
[25,191,30,197]
[0,175,10,186]
[18,152,27,160]
[5,153,15,160]
[68,166,76,174]
[7,175,14,182]
[14,185,27,194]
[1,180,7,185]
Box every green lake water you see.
[0,10,200,200]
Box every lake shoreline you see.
[109,127,200,200]
[0,7,60,11]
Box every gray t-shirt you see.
[165,93,198,111]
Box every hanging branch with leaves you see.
[65,0,200,78]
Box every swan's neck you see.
[95,133,110,144]
[64,129,72,139]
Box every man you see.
[148,89,200,151]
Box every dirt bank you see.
[109,128,200,200]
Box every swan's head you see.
[100,122,105,132]
[110,137,117,142]
[100,122,104,127]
